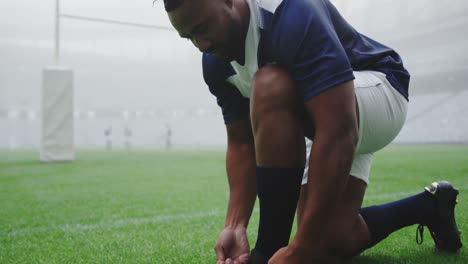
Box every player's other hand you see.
[215,226,250,264]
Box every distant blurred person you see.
[124,126,132,150]
[105,126,113,151]
[160,0,463,263]
[165,123,173,150]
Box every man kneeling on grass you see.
[158,0,463,262]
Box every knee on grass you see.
[303,222,365,260]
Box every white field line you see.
[2,186,466,238]
[0,210,224,238]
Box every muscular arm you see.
[294,80,359,244]
[224,117,257,228]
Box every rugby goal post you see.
[40,67,74,161]
[40,0,173,161]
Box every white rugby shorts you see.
[302,71,408,185]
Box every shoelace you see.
[416,224,425,245]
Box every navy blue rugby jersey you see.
[203,0,410,124]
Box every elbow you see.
[328,122,359,145]
[315,123,358,157]
[331,126,358,162]
[342,126,359,155]
[347,125,359,151]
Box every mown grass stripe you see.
[3,185,466,238]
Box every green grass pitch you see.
[0,145,467,263]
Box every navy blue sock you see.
[254,167,304,260]
[360,190,436,247]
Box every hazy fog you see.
[1,0,467,149]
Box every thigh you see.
[300,145,373,185]
[354,71,408,154]
[349,153,373,184]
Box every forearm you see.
[295,133,357,243]
[224,141,257,228]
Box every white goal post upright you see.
[40,0,74,161]
[40,67,74,161]
[40,0,173,161]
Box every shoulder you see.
[202,53,235,87]
[259,0,333,63]
[259,0,327,28]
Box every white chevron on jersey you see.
[226,0,263,98]
[227,0,285,98]
[258,0,283,13]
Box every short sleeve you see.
[202,54,250,124]
[268,0,355,101]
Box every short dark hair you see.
[153,0,185,12]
